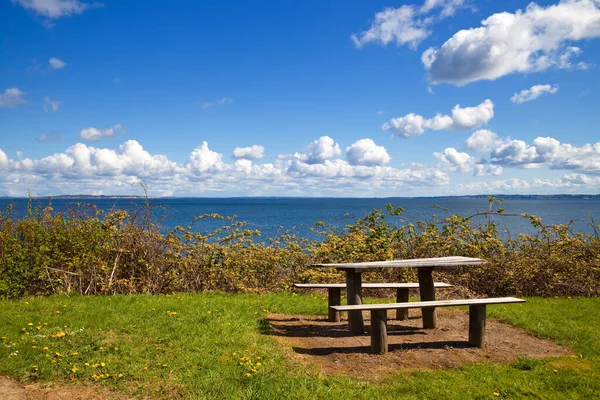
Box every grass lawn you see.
[1,293,599,399]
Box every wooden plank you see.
[310,256,487,270]
[396,288,409,320]
[327,287,341,322]
[345,269,364,334]
[418,267,437,329]
[293,282,453,289]
[370,310,388,354]
[331,297,526,312]
[469,305,486,348]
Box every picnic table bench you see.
[332,297,526,354]
[311,256,488,333]
[294,282,453,322]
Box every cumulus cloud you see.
[351,0,467,49]
[345,139,391,166]
[511,84,559,103]
[48,57,67,69]
[232,145,264,160]
[43,97,61,112]
[79,124,121,141]
[465,134,600,173]
[187,142,224,173]
[382,99,494,137]
[294,136,342,164]
[12,0,98,21]
[457,173,600,194]
[434,147,475,172]
[465,129,504,153]
[423,0,600,85]
[202,98,233,109]
[0,138,452,196]
[0,88,27,108]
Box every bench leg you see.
[346,270,365,334]
[468,305,486,348]
[328,287,341,322]
[370,310,388,354]
[418,268,437,329]
[396,288,409,320]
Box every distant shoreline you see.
[1,194,599,200]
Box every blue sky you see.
[1,0,600,196]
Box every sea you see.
[1,197,599,240]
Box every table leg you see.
[327,287,341,322]
[418,267,437,329]
[396,288,409,320]
[345,269,364,334]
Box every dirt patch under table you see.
[265,309,571,380]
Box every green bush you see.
[0,197,598,299]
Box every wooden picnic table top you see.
[310,256,487,270]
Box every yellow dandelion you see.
[27,322,33,326]
[71,366,78,373]
[492,393,500,397]
[118,373,123,378]
[100,362,105,367]
[114,347,119,351]
[256,362,261,366]
[554,369,558,374]
[84,363,90,366]
[245,373,252,377]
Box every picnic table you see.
[310,256,487,334]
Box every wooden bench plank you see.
[331,297,526,354]
[295,282,454,322]
[293,282,453,289]
[331,297,525,312]
[311,256,487,270]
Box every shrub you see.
[0,197,598,298]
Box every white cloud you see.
[232,145,264,160]
[457,173,600,194]
[0,149,8,168]
[351,0,467,49]
[49,57,67,69]
[202,97,233,109]
[434,147,476,172]
[474,164,503,177]
[79,124,121,141]
[423,0,600,85]
[0,138,452,196]
[294,136,342,164]
[345,138,391,166]
[12,0,97,19]
[43,97,61,112]
[0,88,27,108]
[473,134,600,173]
[465,129,503,153]
[383,99,494,137]
[511,84,559,104]
[187,141,224,173]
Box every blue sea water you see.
[1,197,599,240]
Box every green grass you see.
[1,293,599,399]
